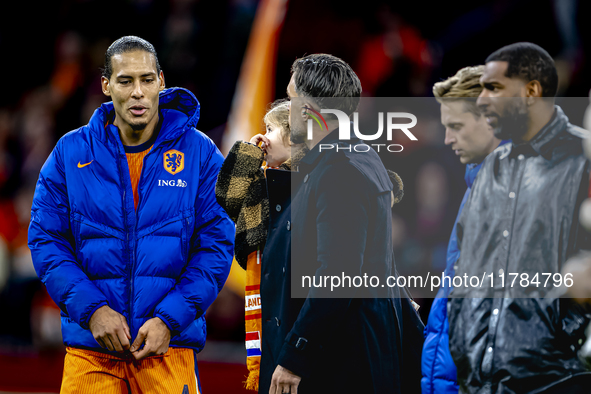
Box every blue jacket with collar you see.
[420,162,480,394]
[421,140,508,394]
[28,87,234,352]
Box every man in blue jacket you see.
[28,36,234,393]
[421,65,503,394]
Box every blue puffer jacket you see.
[421,141,508,394]
[28,87,234,352]
[420,162,478,394]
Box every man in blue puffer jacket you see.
[421,65,506,394]
[28,36,234,393]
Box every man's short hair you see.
[485,42,558,98]
[433,65,484,118]
[102,36,161,79]
[291,54,361,116]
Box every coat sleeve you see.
[275,164,373,377]
[215,141,264,222]
[154,139,235,335]
[571,159,591,253]
[28,139,109,330]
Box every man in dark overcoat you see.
[259,54,409,394]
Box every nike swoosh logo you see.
[77,160,93,168]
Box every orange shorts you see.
[61,347,200,394]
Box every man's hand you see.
[270,365,301,394]
[129,317,171,360]
[89,305,131,353]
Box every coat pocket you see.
[181,210,195,264]
[134,210,193,279]
[71,213,81,256]
[71,212,126,277]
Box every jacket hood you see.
[88,87,201,143]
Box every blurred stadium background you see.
[0,0,590,392]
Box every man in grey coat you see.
[448,42,591,393]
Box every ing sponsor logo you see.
[158,179,187,188]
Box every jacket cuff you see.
[80,301,109,330]
[220,141,264,185]
[154,311,182,337]
[275,333,320,379]
[237,141,264,167]
[154,313,175,335]
[229,141,264,169]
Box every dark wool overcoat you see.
[448,107,591,393]
[259,129,413,394]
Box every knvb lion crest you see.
[164,149,185,175]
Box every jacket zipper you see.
[129,153,148,337]
[123,154,135,337]
[130,143,160,334]
[121,151,140,337]
[117,148,134,336]
[116,125,166,337]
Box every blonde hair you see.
[433,65,484,117]
[263,99,291,145]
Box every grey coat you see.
[448,106,591,393]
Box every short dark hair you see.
[291,54,362,116]
[485,42,558,97]
[102,36,161,79]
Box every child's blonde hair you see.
[263,99,291,145]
